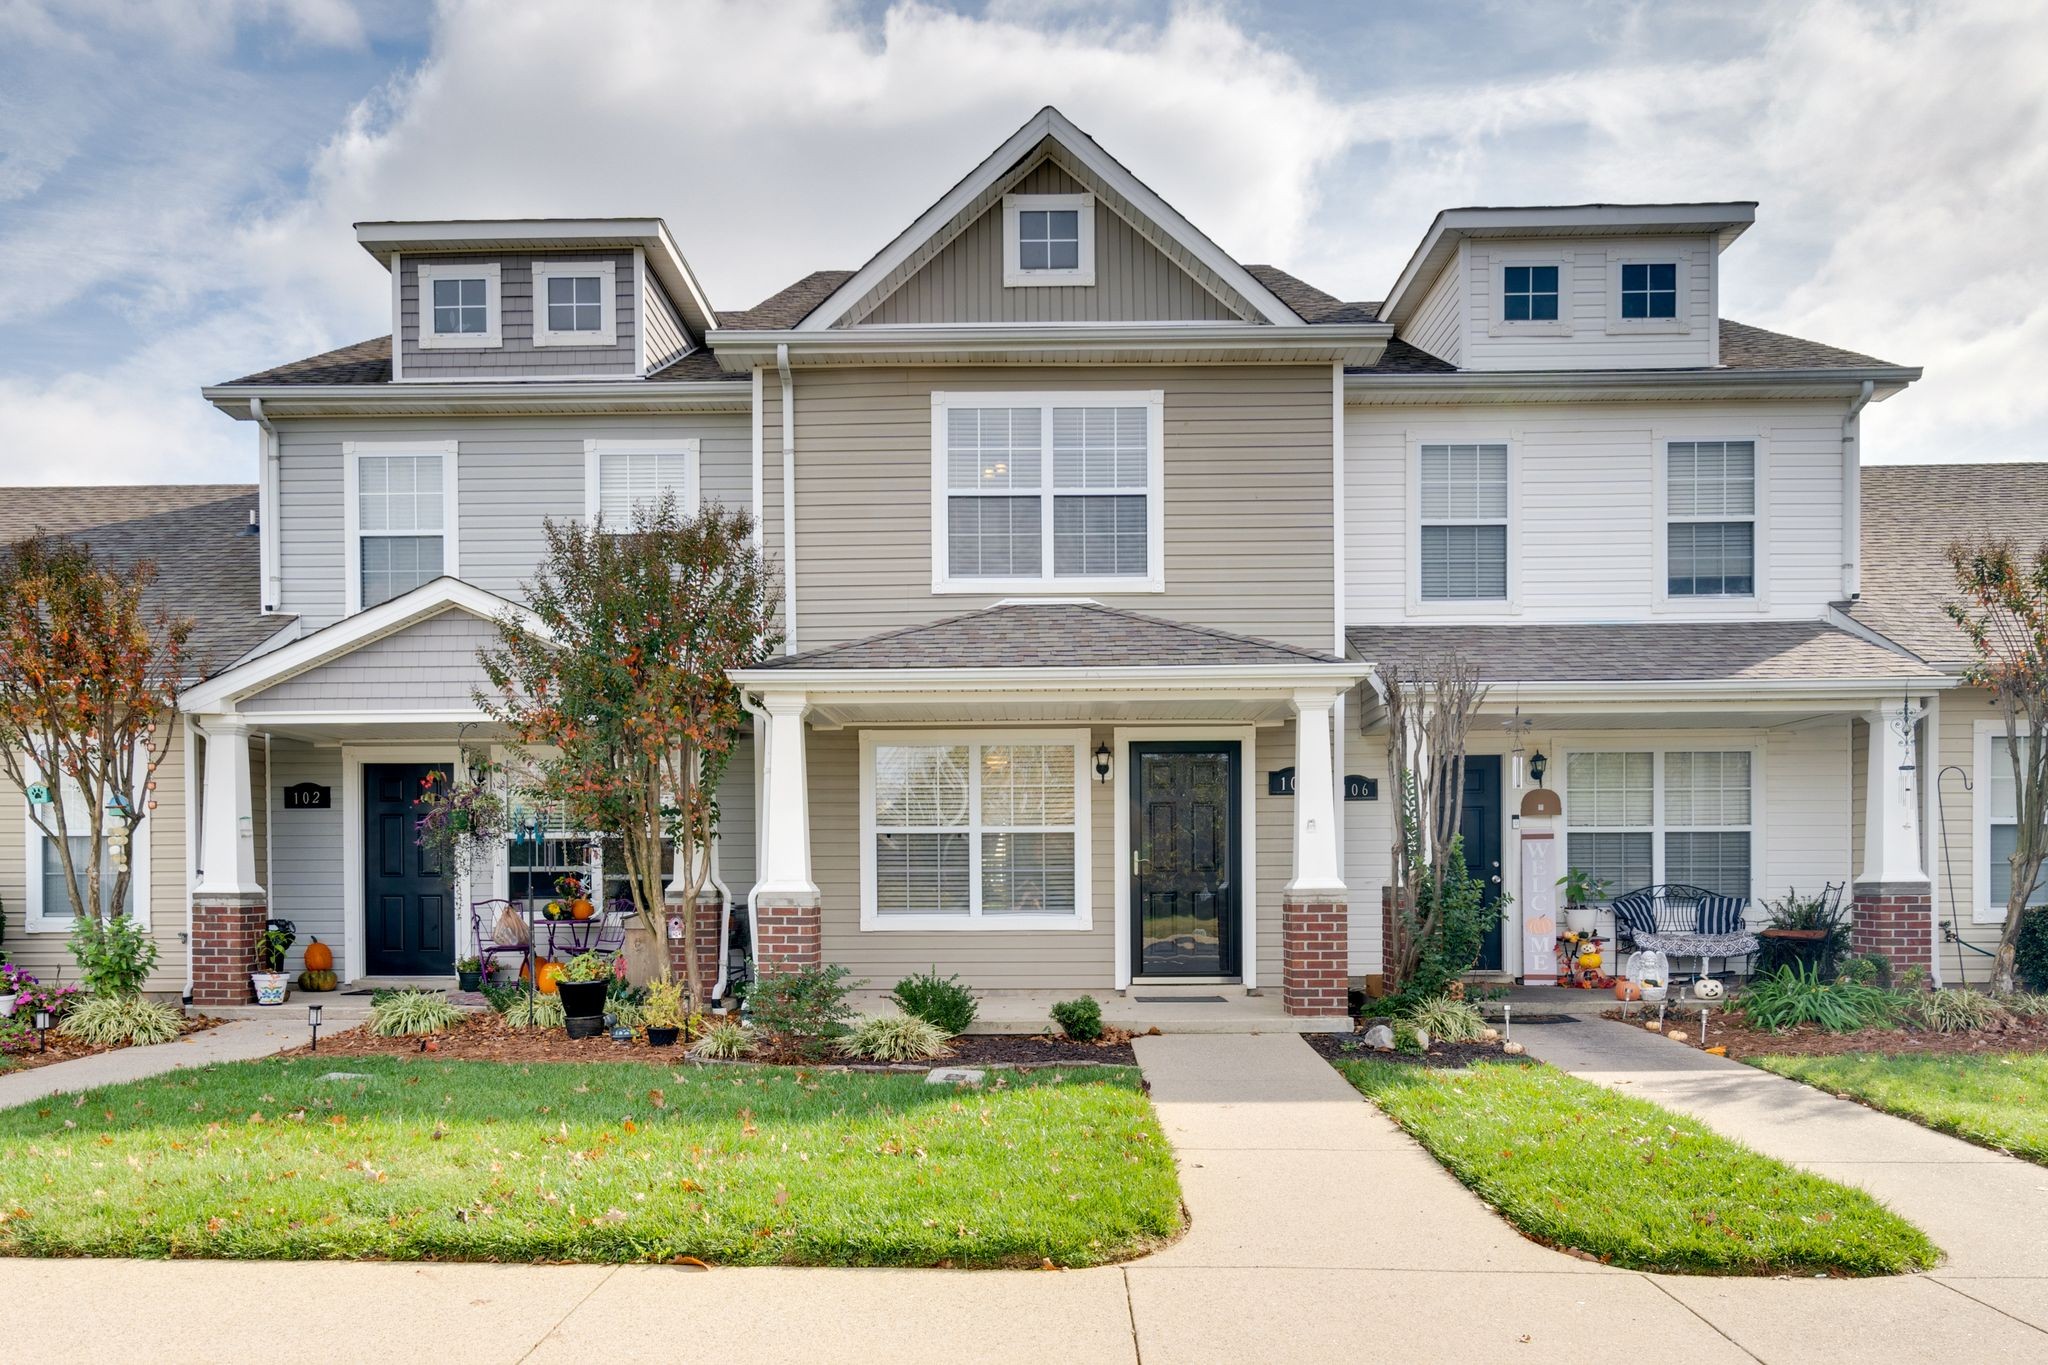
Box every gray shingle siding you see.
[399,251,637,378]
[241,609,503,712]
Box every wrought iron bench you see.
[1609,883,1758,979]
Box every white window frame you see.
[1487,252,1572,337]
[583,438,700,526]
[1973,720,2046,924]
[24,765,152,933]
[1655,431,1768,610]
[858,728,1093,932]
[532,259,619,347]
[1405,432,1519,615]
[415,262,503,349]
[1002,193,1097,288]
[342,440,461,616]
[930,390,1166,595]
[1607,251,1693,334]
[1560,744,1762,902]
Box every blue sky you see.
[2,0,2043,483]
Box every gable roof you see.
[793,107,1303,331]
[0,485,290,676]
[1852,461,2048,669]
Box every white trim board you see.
[413,261,503,350]
[1002,192,1096,288]
[583,437,701,525]
[341,440,461,617]
[531,258,619,348]
[339,743,462,984]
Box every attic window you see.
[416,262,502,349]
[1003,193,1095,288]
[1503,265,1559,322]
[533,259,618,346]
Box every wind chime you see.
[1502,706,1535,789]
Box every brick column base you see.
[663,898,729,1002]
[1283,900,1349,1018]
[191,893,268,1007]
[1851,881,1934,976]
[753,901,822,975]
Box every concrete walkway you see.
[1,1031,2044,1362]
[0,1015,306,1107]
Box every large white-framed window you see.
[858,729,1092,931]
[1002,193,1096,287]
[532,259,618,347]
[1974,722,2048,923]
[1413,440,1513,605]
[1563,747,1756,899]
[1661,438,1760,601]
[23,770,149,933]
[1607,253,1691,333]
[583,438,699,526]
[343,441,460,614]
[415,262,502,349]
[930,390,1164,594]
[1487,254,1572,336]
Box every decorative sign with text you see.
[1268,768,1378,801]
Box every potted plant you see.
[413,756,509,881]
[1556,867,1610,937]
[1757,888,1847,978]
[0,961,32,1018]
[555,951,612,1037]
[251,919,295,1006]
[455,955,483,992]
[641,977,688,1047]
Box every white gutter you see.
[202,379,749,419]
[1841,379,1876,600]
[729,661,1371,692]
[1346,366,1919,400]
[249,397,281,613]
[711,322,1391,369]
[777,343,796,655]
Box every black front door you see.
[364,763,453,975]
[1460,754,1507,971]
[1131,741,1241,979]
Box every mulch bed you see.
[0,1012,226,1076]
[1307,1029,1520,1070]
[277,1011,1140,1069]
[1599,1006,2048,1060]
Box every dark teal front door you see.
[1460,755,1506,971]
[364,763,453,975]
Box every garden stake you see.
[1700,1008,1709,1045]
[1502,1003,1511,1043]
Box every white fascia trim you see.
[181,577,544,713]
[1344,367,1922,401]
[718,322,1389,365]
[1449,677,1956,705]
[341,440,459,617]
[414,261,503,350]
[531,258,619,347]
[797,106,1302,329]
[731,662,1368,693]
[202,383,751,418]
[583,437,702,523]
[1002,193,1096,287]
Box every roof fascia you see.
[201,380,750,421]
[1344,366,1920,403]
[730,662,1368,692]
[712,322,1389,370]
[1353,677,1955,707]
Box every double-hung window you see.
[1564,749,1753,898]
[346,442,457,612]
[1417,442,1510,602]
[1002,193,1096,286]
[1984,733,2048,919]
[934,392,1163,592]
[23,771,146,932]
[416,262,501,349]
[533,259,618,346]
[584,439,698,527]
[1666,439,1756,598]
[861,731,1091,930]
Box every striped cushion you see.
[1611,894,1659,937]
[1696,895,1746,935]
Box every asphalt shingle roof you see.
[1242,265,1380,324]
[222,336,743,387]
[717,270,856,331]
[1851,462,2048,668]
[757,601,1341,670]
[1717,319,1899,371]
[1346,620,1941,684]
[0,486,291,677]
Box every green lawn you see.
[0,1056,1181,1267]
[1334,1059,1938,1275]
[1755,1053,2048,1165]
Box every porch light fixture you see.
[33,1009,50,1053]
[1529,750,1548,788]
[307,1003,323,1052]
[1093,742,1113,784]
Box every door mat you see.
[1133,994,1229,1004]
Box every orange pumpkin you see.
[1614,980,1642,1002]
[303,938,334,973]
[535,959,565,995]
[570,898,595,921]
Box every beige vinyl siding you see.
[1922,687,2017,986]
[1404,252,1464,366]
[853,161,1239,326]
[276,413,752,630]
[1458,236,1718,371]
[1765,718,1855,898]
[1345,398,1851,625]
[0,718,190,997]
[1343,717,1391,976]
[767,364,1336,653]
[400,251,638,378]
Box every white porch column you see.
[1286,688,1346,897]
[752,690,818,906]
[1859,699,1928,885]
[196,714,263,896]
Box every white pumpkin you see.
[1693,977,1725,1001]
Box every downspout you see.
[182,720,199,1006]
[777,344,797,656]
[730,690,774,1010]
[749,366,765,553]
[1840,379,1874,601]
[1330,362,1348,948]
[250,397,281,613]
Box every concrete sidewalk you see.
[0,1015,306,1108]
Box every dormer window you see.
[1620,262,1678,319]
[415,262,501,349]
[533,259,618,346]
[1502,265,1559,321]
[1003,193,1095,287]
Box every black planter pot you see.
[563,1013,605,1040]
[556,978,609,1023]
[646,1026,679,1048]
[457,970,482,992]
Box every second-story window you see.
[1002,194,1096,287]
[416,262,501,349]
[933,391,1163,592]
[1666,440,1755,598]
[1418,442,1509,602]
[533,260,618,346]
[1620,262,1679,319]
[585,439,698,526]
[1502,264,1559,321]
[346,443,457,612]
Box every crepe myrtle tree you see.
[0,533,191,928]
[477,495,779,1001]
[1947,536,2048,993]
[1381,650,1490,996]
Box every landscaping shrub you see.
[480,983,523,1014]
[840,1014,952,1062]
[502,992,565,1030]
[889,969,978,1035]
[1391,1021,1427,1055]
[67,914,158,997]
[1391,837,1501,1007]
[693,1020,751,1060]
[2017,908,2048,993]
[1402,994,1487,1043]
[639,978,692,1036]
[1737,963,1902,1033]
[1838,952,1894,989]
[1914,988,2008,1034]
[56,994,183,1047]
[744,963,858,1061]
[369,990,464,1038]
[1051,995,1104,1042]
[2004,993,2048,1020]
